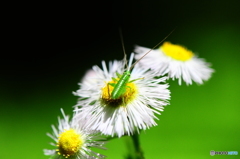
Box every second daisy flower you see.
[134,42,214,85]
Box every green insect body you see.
[109,70,131,99]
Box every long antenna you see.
[119,28,128,69]
[129,28,177,70]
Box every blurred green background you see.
[1,0,240,158]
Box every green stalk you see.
[131,133,145,159]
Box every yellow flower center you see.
[56,129,83,158]
[160,42,194,61]
[101,79,138,107]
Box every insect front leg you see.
[129,77,144,83]
[116,72,122,78]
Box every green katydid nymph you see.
[102,29,175,106]
[108,53,140,100]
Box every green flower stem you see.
[131,133,145,159]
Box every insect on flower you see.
[73,29,173,137]
[107,29,175,102]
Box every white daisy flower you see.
[73,54,170,137]
[44,108,106,159]
[80,69,99,90]
[134,42,214,85]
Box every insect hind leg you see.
[108,83,116,98]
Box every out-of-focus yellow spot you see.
[161,42,194,61]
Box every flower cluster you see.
[44,41,214,158]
